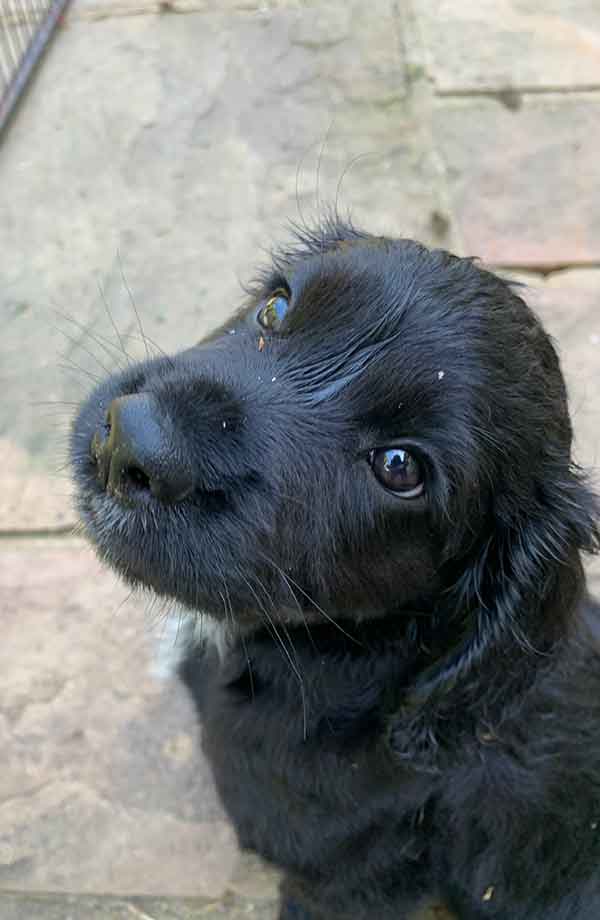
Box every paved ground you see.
[0,1,599,917]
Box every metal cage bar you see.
[0,0,71,136]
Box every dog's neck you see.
[155,596,451,677]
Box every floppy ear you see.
[391,460,599,766]
[454,463,598,658]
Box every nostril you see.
[89,393,195,506]
[90,413,112,469]
[90,430,102,464]
[90,429,109,489]
[123,464,150,492]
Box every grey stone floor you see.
[0,0,599,917]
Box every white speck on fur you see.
[437,370,445,380]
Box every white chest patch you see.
[151,609,232,678]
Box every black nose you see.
[90,394,195,504]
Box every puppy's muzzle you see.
[90,393,195,506]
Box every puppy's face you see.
[71,222,571,629]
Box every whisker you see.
[334,151,376,220]
[315,117,335,221]
[58,361,102,385]
[97,279,132,366]
[31,400,81,408]
[53,323,112,377]
[52,308,128,372]
[239,571,307,739]
[259,557,362,647]
[261,555,318,654]
[219,577,255,701]
[120,332,176,369]
[117,250,151,362]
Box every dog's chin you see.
[76,485,321,631]
[76,488,229,617]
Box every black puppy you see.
[71,220,600,919]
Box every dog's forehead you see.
[241,228,552,439]
[262,237,476,416]
[280,237,422,330]
[285,234,397,286]
[277,235,472,359]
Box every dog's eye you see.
[370,448,424,498]
[257,290,289,331]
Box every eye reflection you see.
[370,448,424,498]
[257,291,290,331]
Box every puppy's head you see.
[71,221,598,680]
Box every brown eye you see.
[370,448,424,497]
[257,290,290,331]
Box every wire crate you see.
[0,0,71,136]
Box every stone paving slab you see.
[0,0,452,532]
[0,539,240,896]
[417,0,600,94]
[0,890,454,920]
[0,890,279,920]
[0,438,76,532]
[506,269,600,473]
[68,0,317,18]
[434,98,600,266]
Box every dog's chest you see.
[193,632,430,874]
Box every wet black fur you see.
[71,220,600,918]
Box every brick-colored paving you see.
[0,1,598,917]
